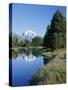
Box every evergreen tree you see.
[43,9,66,50]
[32,36,43,46]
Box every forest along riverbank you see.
[29,48,66,85]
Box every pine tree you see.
[43,9,66,50]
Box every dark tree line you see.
[43,9,66,50]
[32,36,43,46]
[11,35,43,48]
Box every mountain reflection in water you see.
[10,48,50,86]
[17,53,36,62]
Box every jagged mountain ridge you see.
[12,31,36,41]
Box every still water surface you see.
[10,48,48,86]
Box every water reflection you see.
[12,48,41,59]
[43,57,50,65]
[21,53,36,62]
[10,48,50,86]
[11,48,50,64]
[16,53,36,62]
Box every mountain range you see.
[12,30,37,41]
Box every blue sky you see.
[12,3,66,37]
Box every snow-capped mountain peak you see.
[22,30,36,41]
[12,30,37,41]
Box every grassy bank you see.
[41,48,66,61]
[29,48,66,85]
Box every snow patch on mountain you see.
[12,30,37,41]
[22,30,36,41]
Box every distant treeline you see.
[9,35,43,48]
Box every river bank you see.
[29,48,66,85]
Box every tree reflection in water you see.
[43,57,50,65]
[11,48,50,65]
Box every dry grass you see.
[42,48,66,59]
[29,59,66,85]
[29,49,66,85]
